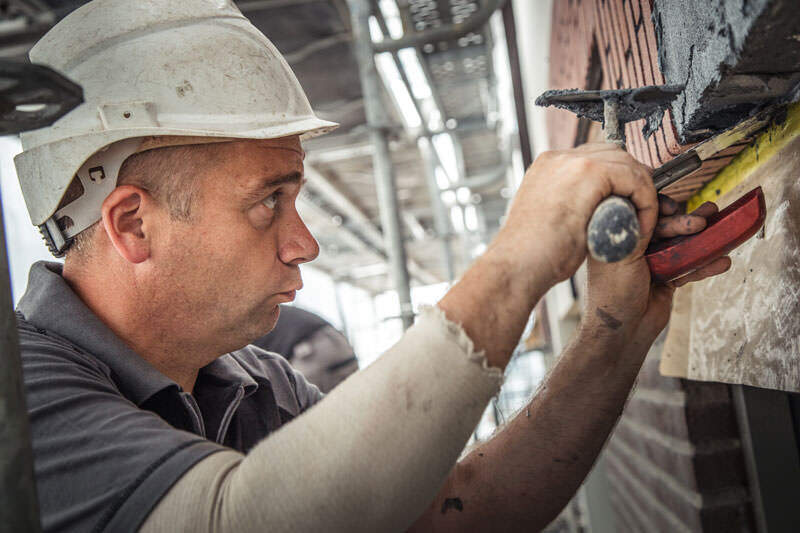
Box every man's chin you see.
[239,296,292,342]
[259,303,282,335]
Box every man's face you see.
[146,136,318,354]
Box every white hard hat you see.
[14,0,338,256]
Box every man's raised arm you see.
[411,171,732,533]
[141,144,663,533]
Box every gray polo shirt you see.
[16,262,323,533]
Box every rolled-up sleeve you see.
[141,306,503,533]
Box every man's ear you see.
[100,185,154,264]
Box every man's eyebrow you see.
[244,171,304,201]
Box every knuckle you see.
[570,156,593,173]
[538,150,557,162]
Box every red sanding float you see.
[645,187,767,283]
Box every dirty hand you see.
[497,143,658,287]
[583,195,732,346]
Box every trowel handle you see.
[587,101,640,262]
[587,195,640,263]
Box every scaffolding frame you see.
[346,0,510,328]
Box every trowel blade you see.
[535,85,683,125]
[652,104,785,190]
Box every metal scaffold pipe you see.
[372,0,507,53]
[347,0,414,330]
[418,139,456,282]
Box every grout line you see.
[605,447,695,532]
[619,415,742,456]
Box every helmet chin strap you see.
[40,138,142,257]
[39,136,237,257]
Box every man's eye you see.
[262,192,280,210]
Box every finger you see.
[670,257,732,288]
[572,159,655,211]
[658,194,679,216]
[654,214,707,239]
[691,256,732,281]
[689,201,719,218]
[592,160,659,240]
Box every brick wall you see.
[605,337,754,532]
[546,1,757,530]
[547,0,597,151]
[547,0,749,202]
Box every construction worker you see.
[253,305,359,393]
[13,1,731,532]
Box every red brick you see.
[593,1,652,164]
[633,0,656,86]
[547,0,598,150]
[637,0,676,165]
[684,380,733,406]
[625,118,650,166]
[639,0,663,84]
[594,1,622,89]
[631,0,663,162]
[608,2,633,87]
[694,449,749,493]
[700,503,755,532]
[623,0,645,96]
[663,109,691,156]
[631,0,643,28]
[637,0,671,167]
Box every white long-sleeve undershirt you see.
[140,306,503,533]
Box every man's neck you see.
[63,259,203,393]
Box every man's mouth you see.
[276,287,301,302]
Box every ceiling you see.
[0,0,518,294]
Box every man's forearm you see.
[410,322,652,532]
[438,238,554,369]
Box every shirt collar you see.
[201,354,258,397]
[17,261,259,404]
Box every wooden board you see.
[660,135,800,392]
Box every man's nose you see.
[278,210,320,266]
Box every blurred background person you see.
[252,305,359,393]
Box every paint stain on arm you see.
[441,498,464,514]
[595,307,623,330]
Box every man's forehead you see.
[230,137,306,165]
[254,136,304,156]
[137,135,304,158]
